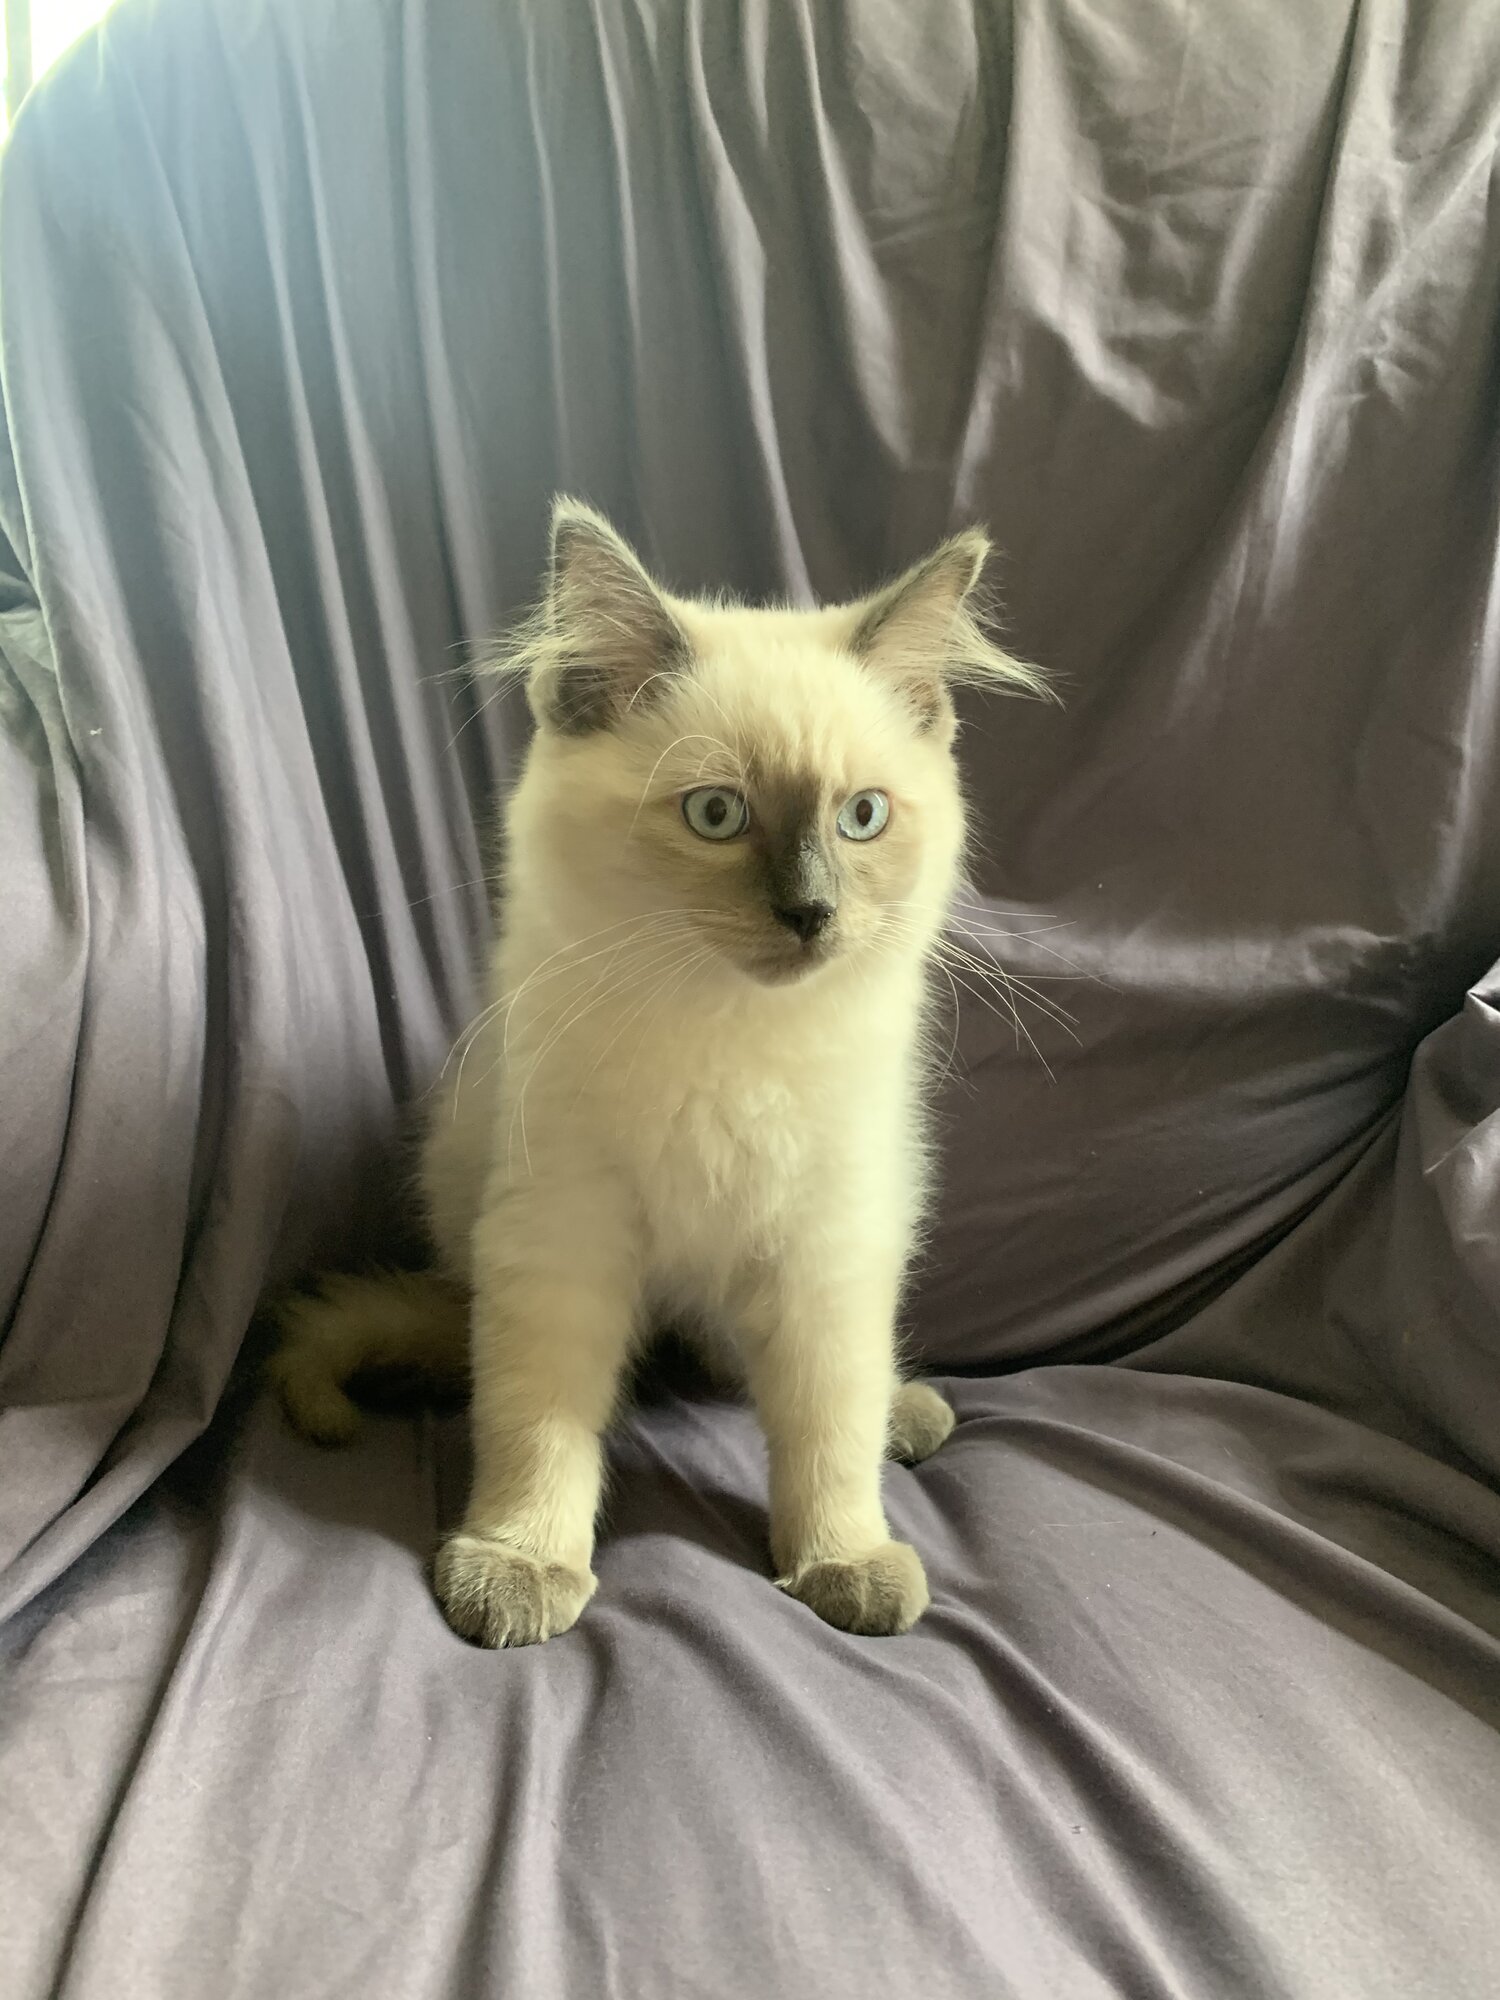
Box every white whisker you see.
[628,734,748,832]
[443,909,712,1115]
[509,938,706,1173]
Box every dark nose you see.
[772,899,834,943]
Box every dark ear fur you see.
[539,500,690,734]
[848,529,1045,727]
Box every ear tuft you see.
[480,499,690,735]
[539,500,691,733]
[847,529,1049,727]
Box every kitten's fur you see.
[271,500,1041,1645]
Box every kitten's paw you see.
[887,1381,955,1464]
[780,1541,930,1636]
[433,1533,596,1648]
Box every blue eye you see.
[836,790,889,841]
[682,787,750,841]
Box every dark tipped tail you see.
[268,1270,469,1445]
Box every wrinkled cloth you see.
[1,2,1497,1995]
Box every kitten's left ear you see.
[847,529,1045,728]
[535,499,691,734]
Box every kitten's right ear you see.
[534,499,690,734]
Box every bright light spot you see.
[5,0,113,132]
[33,0,114,79]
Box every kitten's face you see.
[504,501,1036,987]
[534,627,967,985]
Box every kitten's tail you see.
[268,1270,470,1446]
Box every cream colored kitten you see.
[272,500,1042,1645]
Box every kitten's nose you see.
[772,899,834,944]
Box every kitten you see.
[271,499,1043,1645]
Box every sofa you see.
[2,3,1498,1994]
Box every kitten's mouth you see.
[740,934,838,984]
[693,919,842,985]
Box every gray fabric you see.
[2,0,1499,1993]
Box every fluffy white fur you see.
[272,499,1039,1645]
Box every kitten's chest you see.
[609,1037,812,1272]
[640,1073,806,1246]
[576,976,915,1289]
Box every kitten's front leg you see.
[434,1180,639,1648]
[740,1260,930,1637]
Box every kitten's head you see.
[501,499,1043,986]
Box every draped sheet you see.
[2,3,1497,1994]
